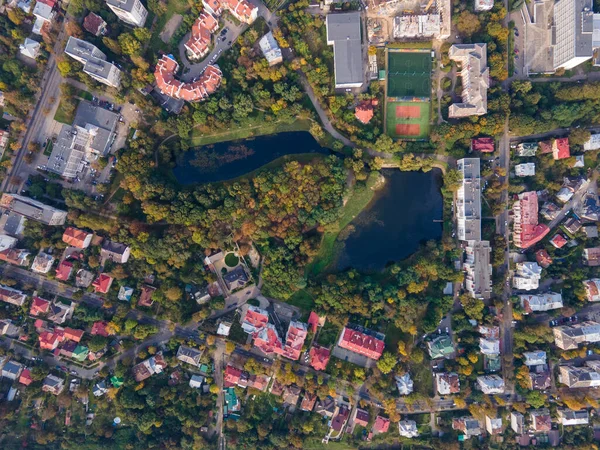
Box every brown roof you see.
[138,285,156,307]
[83,13,106,36]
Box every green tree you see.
[376,351,397,374]
[117,34,141,56]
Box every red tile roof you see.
[355,100,377,124]
[253,324,283,355]
[224,364,243,387]
[62,227,91,248]
[373,415,390,433]
[34,319,46,330]
[185,13,219,59]
[64,327,84,342]
[281,321,308,360]
[535,249,552,268]
[37,0,56,6]
[19,368,33,385]
[155,55,222,102]
[39,331,61,350]
[92,273,113,294]
[354,408,370,427]
[138,285,156,307]
[55,260,73,281]
[550,234,568,249]
[242,306,269,332]
[83,12,106,36]
[553,137,570,160]
[307,311,320,333]
[338,327,385,360]
[513,191,550,249]
[30,297,50,316]
[309,345,330,371]
[471,137,495,152]
[91,321,109,337]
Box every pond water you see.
[173,131,331,184]
[335,168,443,272]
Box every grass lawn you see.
[224,252,239,267]
[43,140,53,156]
[54,99,80,124]
[76,89,93,101]
[410,362,434,397]
[306,172,380,276]
[228,317,248,345]
[303,439,358,450]
[286,289,315,312]
[316,321,340,347]
[148,0,190,53]
[190,118,314,147]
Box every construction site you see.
[366,0,451,44]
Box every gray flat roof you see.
[326,13,364,88]
[65,36,106,61]
[73,101,118,155]
[106,0,138,12]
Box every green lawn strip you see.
[54,98,80,124]
[148,0,190,53]
[43,140,53,156]
[306,172,380,276]
[286,289,315,312]
[410,361,434,397]
[316,321,341,347]
[76,89,93,101]
[190,118,313,147]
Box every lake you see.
[335,168,443,272]
[173,131,331,184]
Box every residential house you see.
[512,261,542,291]
[91,321,109,337]
[550,233,568,249]
[19,369,32,386]
[0,235,17,252]
[19,38,41,59]
[72,345,89,362]
[584,279,600,302]
[395,373,414,395]
[554,321,600,349]
[0,194,67,225]
[222,266,249,291]
[0,285,27,307]
[39,331,62,350]
[583,247,600,266]
[0,248,29,266]
[452,417,482,438]
[189,374,204,389]
[541,201,560,221]
[331,405,350,433]
[282,385,301,407]
[31,252,54,274]
[76,269,94,288]
[185,12,219,60]
[259,31,283,66]
[558,409,589,426]
[83,12,107,36]
[201,0,258,24]
[520,293,563,313]
[372,415,390,435]
[137,285,156,307]
[270,379,284,396]
[2,361,23,380]
[55,260,73,281]
[60,341,78,359]
[475,0,493,11]
[479,337,500,355]
[281,320,308,360]
[118,286,134,301]
[132,353,168,382]
[559,361,600,387]
[32,0,55,35]
[216,321,231,336]
[556,176,587,203]
[30,297,50,316]
[351,408,369,428]
[42,374,65,395]
[154,54,223,102]
[564,217,582,235]
[517,142,538,156]
[64,328,84,343]
[539,138,570,160]
[485,416,503,435]
[399,420,419,437]
[105,0,148,27]
[0,319,19,336]
[62,227,93,248]
[100,240,130,263]
[471,137,494,152]
[325,12,364,89]
[535,249,553,268]
[523,351,547,367]
[93,380,109,397]
[47,301,74,324]
[315,396,337,418]
[515,162,535,177]
[512,191,549,248]
[176,345,202,367]
[530,409,552,432]
[428,335,454,359]
[436,372,460,395]
[300,392,317,412]
[253,323,283,355]
[354,99,377,124]
[337,326,385,360]
[448,44,489,117]
[511,411,525,434]
[584,225,599,238]
[241,305,269,334]
[477,374,505,394]
[92,274,113,294]
[308,345,330,371]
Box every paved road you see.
[214,339,225,449]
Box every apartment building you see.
[106,0,148,27]
[448,44,489,117]
[64,37,121,87]
[553,321,600,349]
[456,158,482,241]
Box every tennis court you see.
[387,50,432,98]
[386,100,430,139]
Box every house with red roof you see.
[224,364,244,387]
[91,321,109,337]
[62,227,93,249]
[19,369,33,386]
[550,234,568,249]
[253,324,283,355]
[372,415,390,434]
[512,191,549,249]
[30,297,50,316]
[185,12,219,60]
[355,99,378,124]
[471,137,495,153]
[202,0,258,24]
[535,249,553,268]
[155,55,223,103]
[337,326,385,360]
[309,345,331,371]
[281,320,308,360]
[138,285,156,307]
[39,331,62,350]
[307,311,321,333]
[241,305,269,334]
[92,274,113,294]
[83,12,107,36]
[352,408,370,428]
[553,138,570,160]
[64,327,84,343]
[55,260,73,281]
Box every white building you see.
[464,240,491,300]
[326,12,364,89]
[32,0,55,35]
[554,321,600,350]
[523,351,547,367]
[395,373,414,395]
[515,163,536,177]
[399,420,419,438]
[435,372,460,395]
[584,279,600,302]
[513,261,542,291]
[64,37,121,88]
[511,412,525,434]
[448,44,489,118]
[106,0,148,27]
[477,375,505,394]
[479,337,500,355]
[475,0,493,11]
[485,416,503,435]
[584,133,600,151]
[20,38,41,60]
[0,235,17,252]
[553,0,594,71]
[259,32,283,66]
[520,292,563,313]
[558,409,589,425]
[31,252,54,274]
[456,158,482,241]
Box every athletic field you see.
[385,49,432,139]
